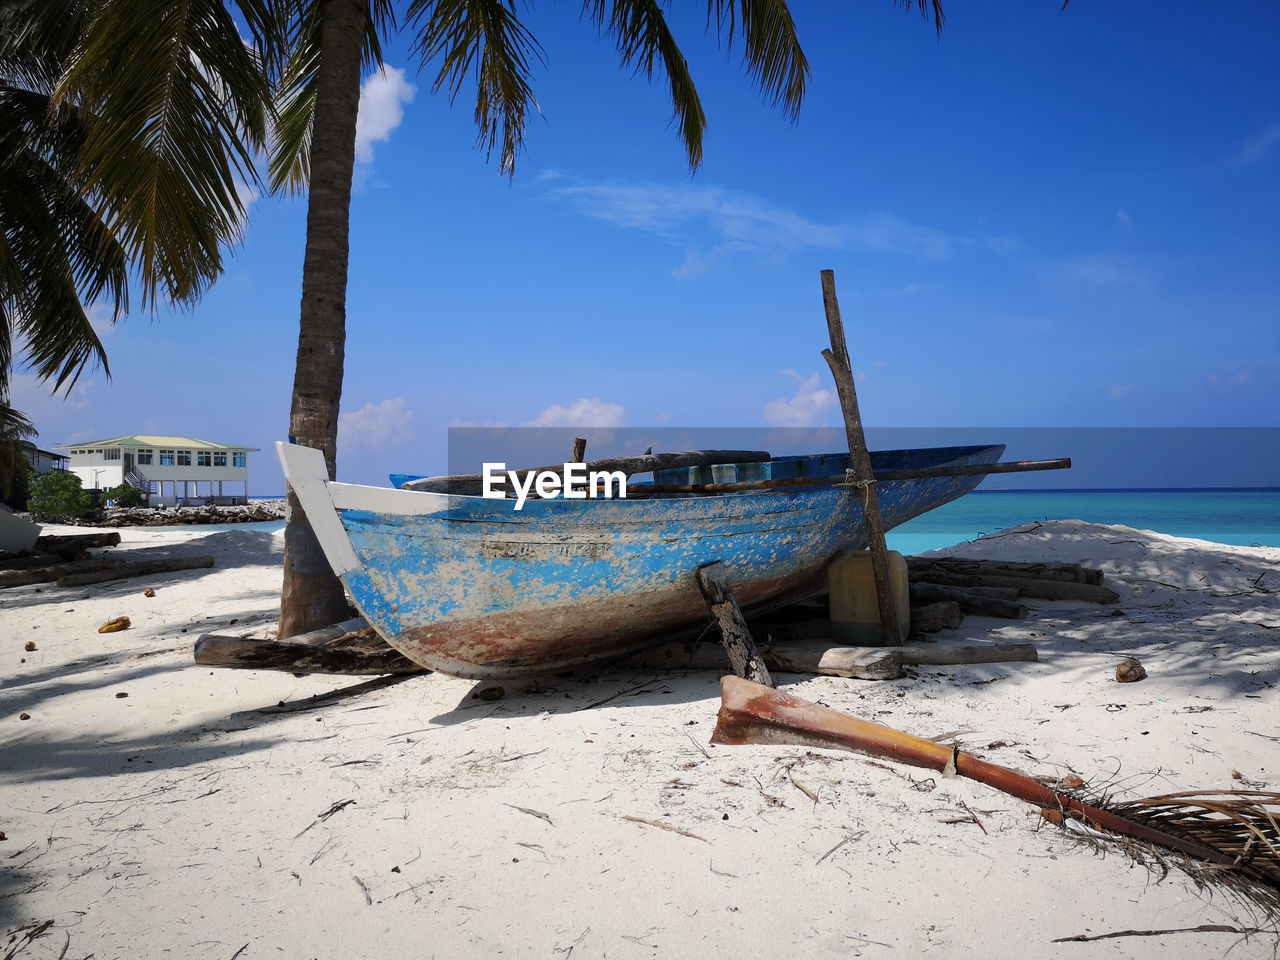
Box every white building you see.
[21,443,67,474]
[58,435,258,506]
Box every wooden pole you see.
[571,437,587,463]
[819,270,903,645]
[695,561,774,686]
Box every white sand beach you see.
[2,520,1278,959]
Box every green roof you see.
[57,435,258,452]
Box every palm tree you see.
[269,0,946,637]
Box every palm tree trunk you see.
[279,0,367,638]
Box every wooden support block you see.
[695,561,774,687]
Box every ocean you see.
[885,489,1280,554]
[181,490,1280,553]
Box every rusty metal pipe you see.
[710,676,1234,867]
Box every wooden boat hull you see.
[278,443,1004,679]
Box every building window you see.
[137,450,153,465]
[197,451,212,466]
[213,452,227,467]
[177,450,191,466]
[104,448,120,461]
[160,450,175,466]
[233,452,246,468]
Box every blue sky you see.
[14,0,1279,492]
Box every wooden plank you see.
[905,556,1103,586]
[695,561,774,686]
[57,555,214,587]
[819,269,903,646]
[907,565,1119,603]
[629,640,903,680]
[900,643,1037,666]
[194,634,423,675]
[909,582,1028,619]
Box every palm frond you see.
[407,0,545,176]
[1,24,121,395]
[55,0,273,308]
[707,0,808,121]
[893,0,946,34]
[587,0,706,169]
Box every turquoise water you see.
[886,489,1280,554]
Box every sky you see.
[13,0,1280,493]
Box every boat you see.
[277,441,1022,679]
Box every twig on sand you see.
[3,920,53,960]
[816,832,863,865]
[504,803,554,825]
[959,801,988,835]
[295,798,356,838]
[685,732,710,759]
[257,675,414,714]
[230,944,250,960]
[352,875,373,905]
[621,815,707,842]
[1052,924,1264,943]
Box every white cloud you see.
[523,398,626,428]
[1107,383,1133,398]
[1115,208,1133,228]
[1229,369,1252,385]
[339,396,415,451]
[1237,123,1280,165]
[355,67,417,164]
[548,179,973,265]
[763,370,837,427]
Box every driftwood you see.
[696,561,773,686]
[37,531,121,553]
[57,555,214,587]
[403,450,773,494]
[909,600,963,632]
[1,557,116,587]
[908,565,1119,604]
[906,556,1102,586]
[909,583,1028,620]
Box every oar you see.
[711,676,1238,867]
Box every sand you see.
[2,520,1278,959]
